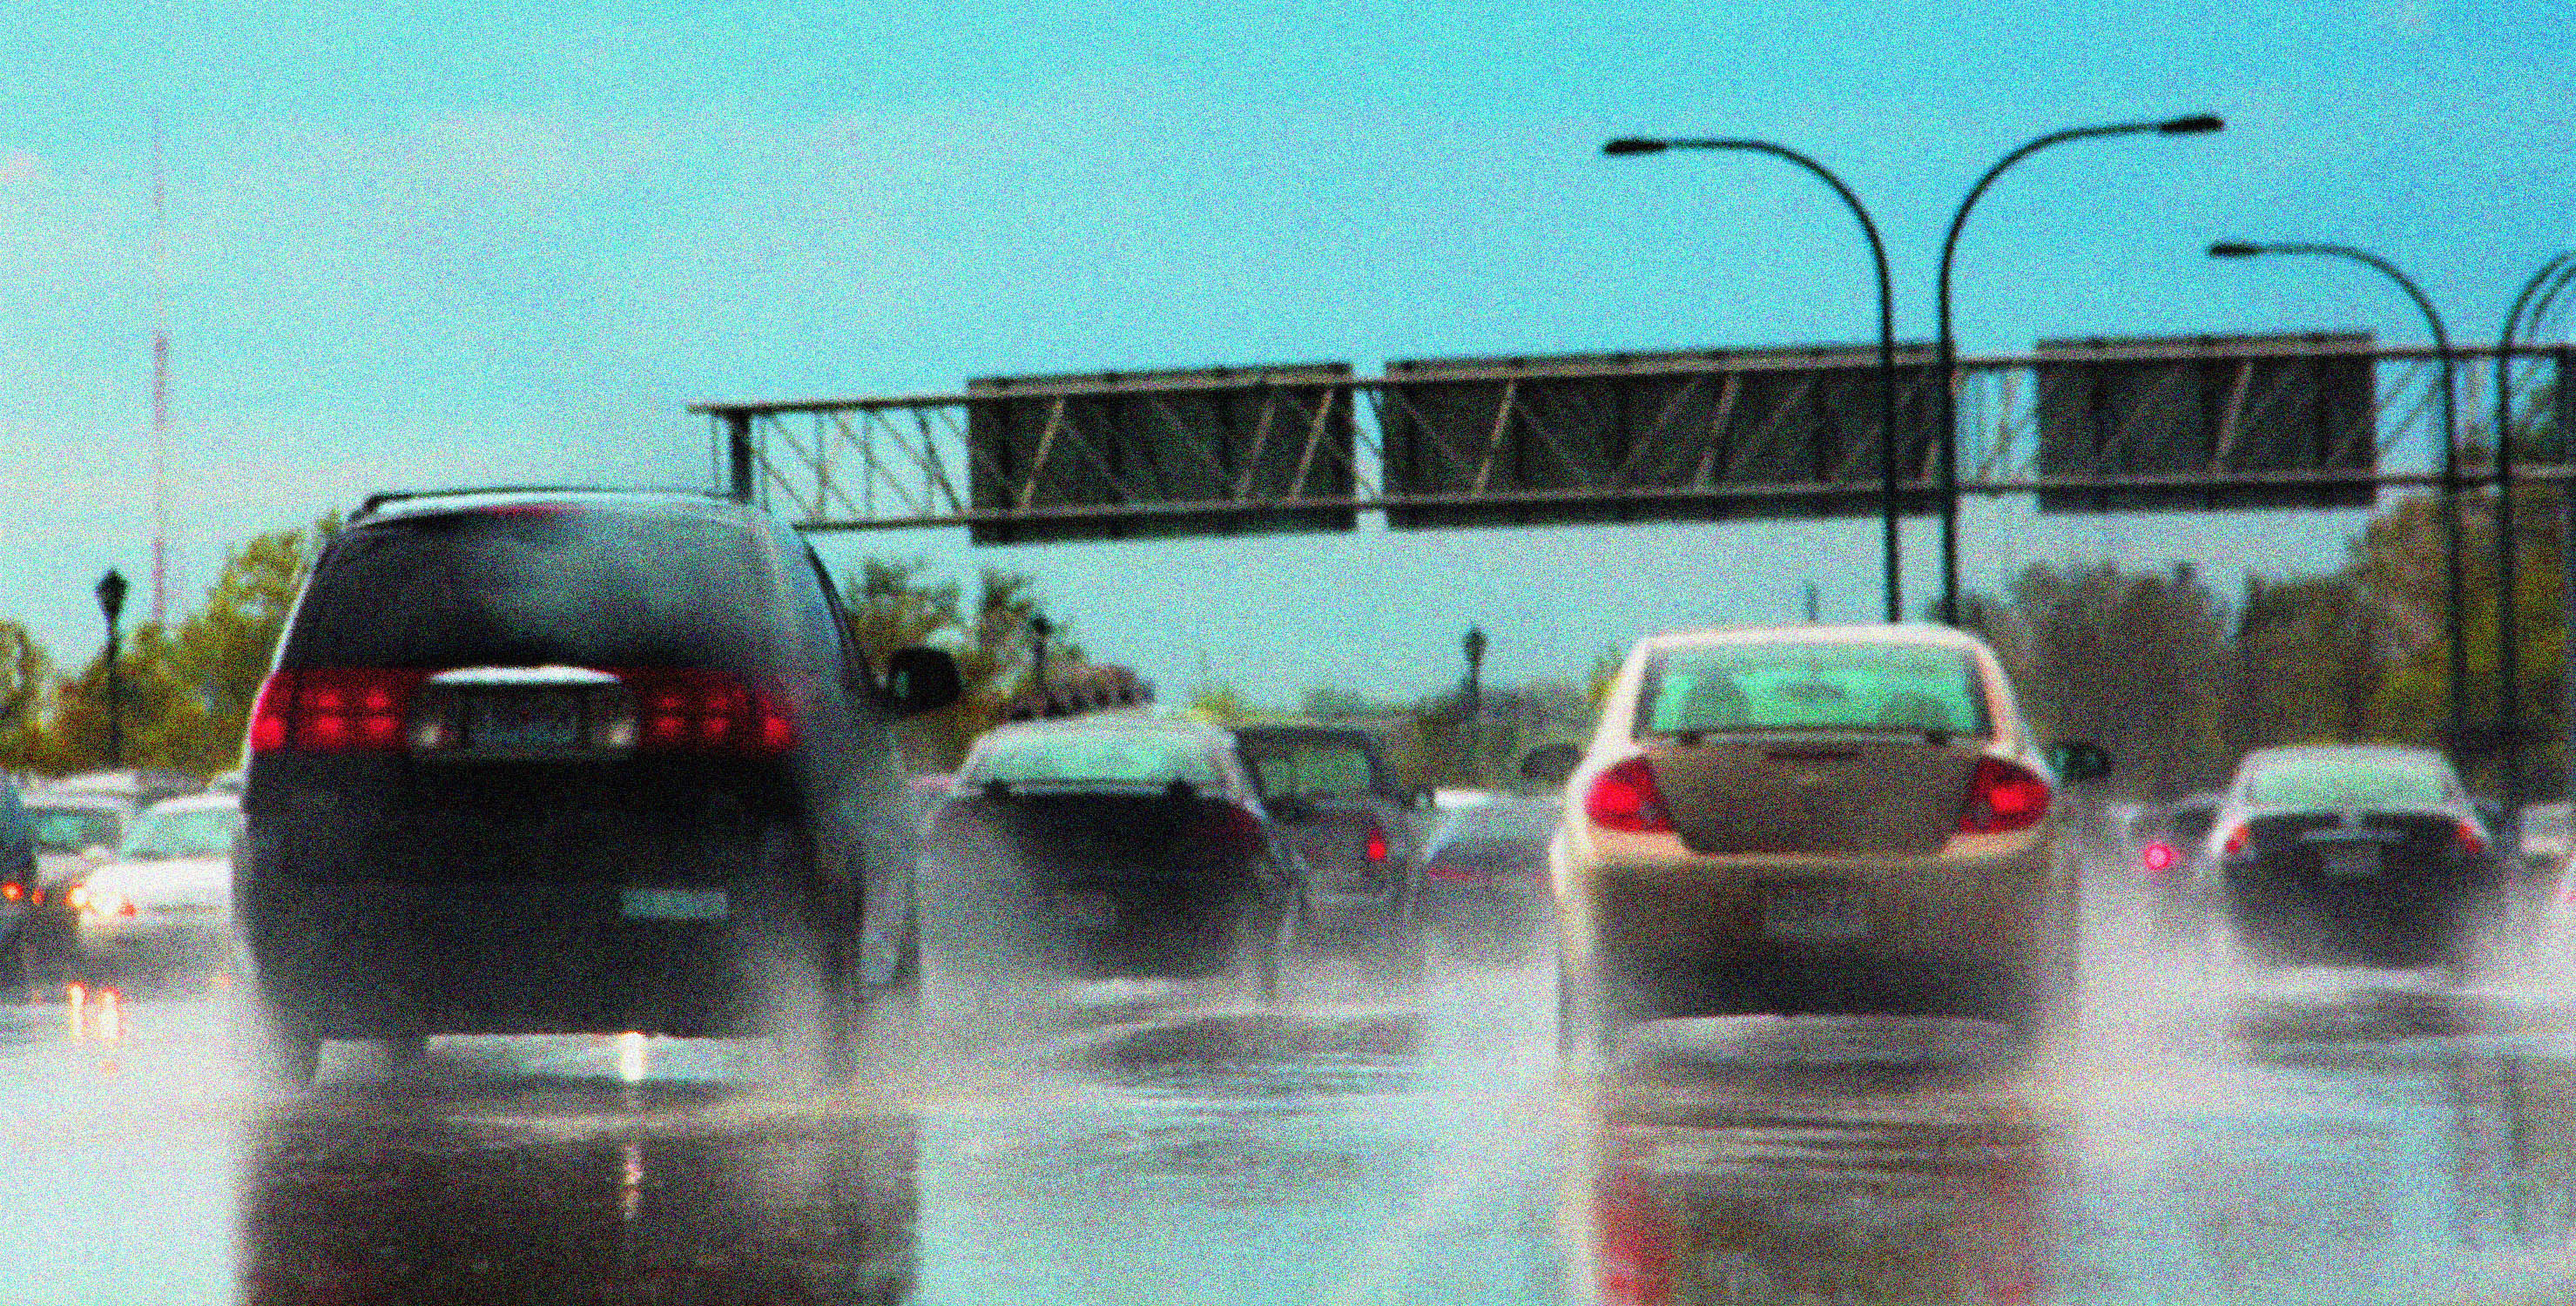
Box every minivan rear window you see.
[283,508,771,670]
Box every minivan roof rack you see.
[351,486,732,519]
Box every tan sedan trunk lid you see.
[1644,735,1979,856]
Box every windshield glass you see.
[1640,642,1992,737]
[284,508,770,670]
[1236,735,1378,798]
[968,731,1221,787]
[118,808,242,860]
[2242,757,2454,809]
[29,806,120,853]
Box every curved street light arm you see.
[1660,138,1902,621]
[1931,116,2215,623]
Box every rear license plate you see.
[620,888,729,921]
[470,694,581,752]
[2317,844,2381,878]
[1762,885,1869,941]
[1054,891,1117,931]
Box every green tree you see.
[838,561,1085,770]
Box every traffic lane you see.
[912,953,1574,1306]
[239,1075,917,1305]
[0,984,253,1306]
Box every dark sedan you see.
[920,717,1304,1000]
[2193,744,2508,974]
[1416,796,1559,961]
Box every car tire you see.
[751,831,860,1094]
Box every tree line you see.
[3,488,2546,797]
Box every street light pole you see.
[2493,252,2576,820]
[2209,240,2465,751]
[1460,626,1487,781]
[94,569,127,769]
[1934,114,2224,624]
[1602,136,1905,623]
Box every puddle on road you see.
[1082,1010,1424,1098]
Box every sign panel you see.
[2033,332,2378,512]
[964,363,1358,544]
[1377,345,1940,529]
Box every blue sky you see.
[1,0,2568,703]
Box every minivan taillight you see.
[1201,801,1265,857]
[1585,757,1674,833]
[1595,1168,1677,1306]
[1959,757,2050,834]
[248,668,431,753]
[1365,822,1390,863]
[620,669,795,755]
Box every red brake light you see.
[1595,1168,1677,1306]
[1,882,20,903]
[2456,820,2488,856]
[2222,824,2249,856]
[1365,824,1389,864]
[1585,757,1674,833]
[621,669,796,756]
[249,668,429,753]
[2141,841,2176,876]
[1959,757,2050,834]
[1204,801,1264,856]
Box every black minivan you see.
[234,489,958,1085]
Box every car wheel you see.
[237,996,321,1088]
[751,831,859,1093]
[1229,891,1293,1004]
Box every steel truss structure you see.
[696,343,2576,535]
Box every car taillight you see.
[1585,757,1674,833]
[1959,757,2050,834]
[2456,820,2487,856]
[1,881,20,903]
[1365,823,1389,864]
[620,669,796,755]
[248,668,431,753]
[2222,824,2249,856]
[1595,1168,1676,1306]
[2141,841,2176,877]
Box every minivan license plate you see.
[470,694,580,751]
[2318,844,2380,878]
[1763,886,1869,941]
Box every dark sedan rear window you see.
[2242,758,2453,809]
[285,508,771,670]
[967,731,1223,788]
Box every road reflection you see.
[1585,1018,2048,1306]
[237,1064,917,1305]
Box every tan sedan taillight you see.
[1959,757,2051,834]
[1585,757,1675,833]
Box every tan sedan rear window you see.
[1640,643,1991,737]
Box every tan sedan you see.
[1550,623,2106,1047]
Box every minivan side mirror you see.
[1519,743,1582,788]
[883,648,961,718]
[2044,740,2114,784]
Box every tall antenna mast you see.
[149,114,171,627]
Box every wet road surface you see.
[7,903,2576,1304]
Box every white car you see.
[71,791,240,976]
[1551,624,2107,1047]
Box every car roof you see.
[140,792,243,816]
[979,714,1227,741]
[24,790,129,811]
[1632,623,1993,655]
[349,487,750,525]
[2237,744,2450,771]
